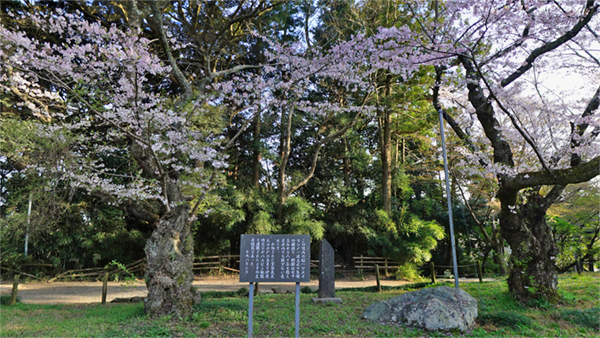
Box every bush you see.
[560,307,600,329]
[527,298,553,310]
[478,311,532,328]
[395,264,425,282]
[236,287,249,296]
[300,286,314,294]
[0,294,21,305]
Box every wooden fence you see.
[2,255,403,281]
[5,256,594,282]
[352,256,398,276]
[193,255,240,274]
[2,259,146,282]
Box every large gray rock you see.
[363,286,477,332]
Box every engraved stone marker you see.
[318,239,335,298]
[313,239,342,304]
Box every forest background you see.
[1,0,598,316]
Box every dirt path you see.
[0,275,495,304]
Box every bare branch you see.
[501,1,599,87]
[470,54,551,173]
[433,66,489,167]
[149,2,193,106]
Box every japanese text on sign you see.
[240,235,311,283]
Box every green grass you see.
[1,272,598,337]
[0,294,21,305]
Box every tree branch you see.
[433,66,489,167]
[458,56,515,168]
[508,156,600,192]
[471,53,551,173]
[571,85,600,166]
[501,1,599,87]
[149,2,193,106]
[283,94,371,199]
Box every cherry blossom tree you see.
[421,0,600,301]
[0,3,428,316]
[0,9,225,317]
[4,1,596,311]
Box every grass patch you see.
[201,287,250,299]
[0,294,21,305]
[1,272,598,337]
[559,307,600,329]
[478,311,533,328]
[336,281,432,292]
[300,286,314,294]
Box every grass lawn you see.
[1,273,598,337]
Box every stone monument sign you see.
[239,234,310,283]
[313,239,342,304]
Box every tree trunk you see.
[343,138,351,188]
[381,108,392,214]
[492,244,507,276]
[378,78,392,215]
[252,110,261,187]
[277,107,292,226]
[481,246,492,274]
[500,194,559,301]
[144,204,199,318]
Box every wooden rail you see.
[47,259,146,282]
[2,255,408,281]
[193,255,240,274]
[352,256,398,277]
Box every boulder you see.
[363,286,477,332]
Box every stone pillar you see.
[312,239,341,304]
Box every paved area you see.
[0,275,495,304]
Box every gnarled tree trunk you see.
[144,204,200,318]
[500,194,559,301]
[492,244,507,276]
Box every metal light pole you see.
[25,192,32,257]
[439,111,460,288]
[433,0,459,289]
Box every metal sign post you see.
[241,235,311,338]
[248,282,254,338]
[295,282,300,337]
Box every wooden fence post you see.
[476,261,483,283]
[359,255,364,274]
[10,274,20,306]
[430,262,436,284]
[384,258,389,277]
[102,273,108,304]
[375,264,381,292]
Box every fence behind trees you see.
[2,255,402,281]
[4,256,594,282]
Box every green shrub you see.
[300,286,314,294]
[395,264,425,282]
[201,291,240,299]
[195,299,246,312]
[560,307,600,329]
[478,311,532,328]
[0,294,20,305]
[236,287,249,296]
[527,298,553,310]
